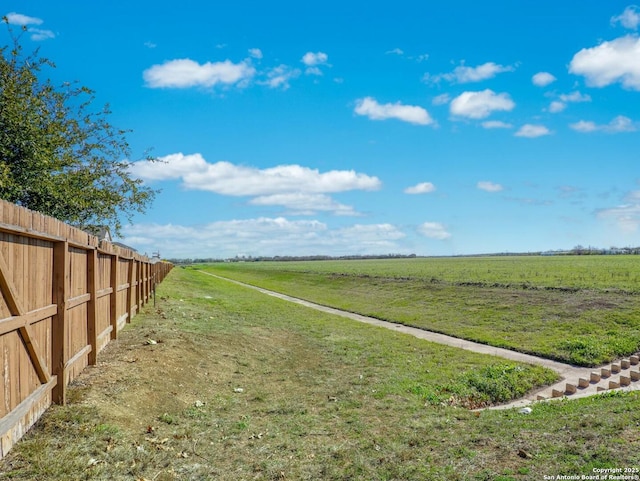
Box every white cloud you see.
[337,224,406,244]
[143,58,256,89]
[248,48,263,59]
[5,12,55,41]
[569,120,597,133]
[305,67,323,76]
[559,91,591,103]
[548,91,590,114]
[425,62,514,84]
[515,124,551,138]
[301,52,330,76]
[608,115,637,132]
[625,190,640,202]
[451,62,515,83]
[432,94,451,106]
[28,28,55,41]
[249,193,359,216]
[261,64,301,89]
[129,153,208,181]
[569,35,640,90]
[122,219,408,258]
[301,52,328,66]
[385,48,429,62]
[477,181,503,192]
[570,115,637,133]
[481,120,513,129]
[418,222,451,240]
[596,203,640,232]
[532,72,556,87]
[124,218,326,258]
[129,153,382,196]
[404,182,436,194]
[611,6,640,30]
[5,12,43,25]
[354,97,434,125]
[549,101,566,113]
[449,89,515,119]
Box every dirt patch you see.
[75,319,228,431]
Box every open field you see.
[4,267,639,480]
[204,257,640,366]
[211,256,640,291]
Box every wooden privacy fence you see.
[0,199,172,459]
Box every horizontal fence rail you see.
[0,199,172,459]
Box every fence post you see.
[137,261,143,308]
[87,248,98,365]
[126,259,134,323]
[109,254,119,340]
[144,262,149,306]
[51,241,69,405]
[139,261,144,308]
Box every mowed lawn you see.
[204,256,640,366]
[2,267,639,481]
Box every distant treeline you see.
[166,246,640,265]
[168,253,418,265]
[544,246,640,256]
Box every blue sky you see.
[3,1,640,258]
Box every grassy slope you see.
[205,258,640,366]
[1,268,639,480]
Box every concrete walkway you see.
[198,270,640,410]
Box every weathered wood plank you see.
[66,293,91,310]
[116,313,128,331]
[0,377,55,459]
[8,331,19,412]
[97,325,113,342]
[0,222,99,250]
[0,249,26,317]
[51,241,69,405]
[126,260,134,324]
[17,325,50,384]
[0,305,58,337]
[0,336,6,417]
[109,254,118,340]
[63,344,91,373]
[87,249,98,365]
[96,287,113,299]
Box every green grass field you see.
[2,267,639,480]
[208,256,640,291]
[202,256,640,366]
